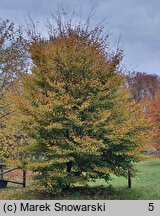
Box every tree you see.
[148,89,160,157]
[0,19,28,104]
[0,19,28,161]
[127,72,159,102]
[127,72,160,156]
[8,16,152,192]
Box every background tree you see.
[127,72,159,102]
[0,19,28,161]
[8,15,152,192]
[147,89,160,157]
[127,72,160,155]
[0,19,28,105]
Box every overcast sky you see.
[0,0,160,75]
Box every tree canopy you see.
[4,18,152,192]
[0,19,28,161]
[0,15,153,192]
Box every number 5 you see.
[148,203,154,211]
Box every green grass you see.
[0,159,159,200]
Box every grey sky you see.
[0,0,160,75]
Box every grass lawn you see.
[0,159,159,200]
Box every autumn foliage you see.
[0,15,154,192]
[3,18,152,191]
[128,72,160,156]
[147,90,160,156]
[0,19,28,161]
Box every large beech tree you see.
[8,18,152,192]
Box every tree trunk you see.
[23,170,26,188]
[128,170,131,189]
[66,162,72,173]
